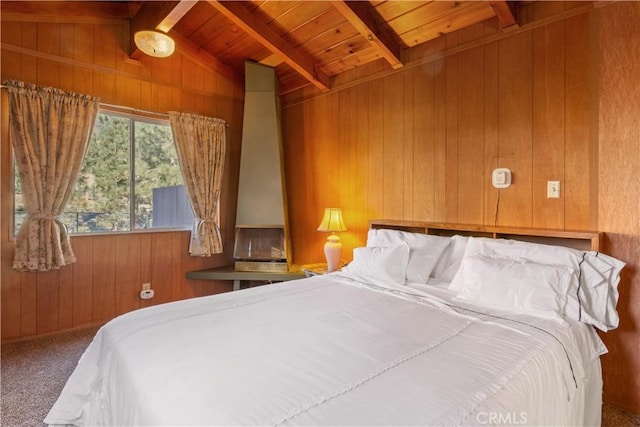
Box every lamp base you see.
[324,234,342,272]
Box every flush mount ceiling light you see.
[134,30,175,58]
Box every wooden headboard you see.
[369,220,601,252]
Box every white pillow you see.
[342,245,410,287]
[564,252,625,331]
[453,255,574,320]
[462,237,581,272]
[458,237,625,331]
[593,252,625,329]
[431,235,469,281]
[367,229,450,283]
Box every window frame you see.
[11,105,194,237]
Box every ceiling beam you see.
[332,1,403,70]
[155,1,197,33]
[489,1,519,31]
[207,0,331,92]
[129,1,196,59]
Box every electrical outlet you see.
[547,181,560,198]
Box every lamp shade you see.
[317,208,347,233]
[134,30,175,58]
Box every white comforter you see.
[45,275,605,426]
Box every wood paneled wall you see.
[597,1,640,413]
[282,2,596,264]
[282,2,639,413]
[1,20,244,341]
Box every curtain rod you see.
[99,102,169,119]
[100,102,229,126]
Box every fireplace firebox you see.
[233,226,287,272]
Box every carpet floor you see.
[1,326,639,426]
[1,327,98,427]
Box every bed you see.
[45,221,624,426]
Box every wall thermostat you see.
[492,168,512,189]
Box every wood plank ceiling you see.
[1,0,518,94]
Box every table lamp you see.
[317,208,347,272]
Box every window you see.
[14,110,194,234]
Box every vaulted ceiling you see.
[1,1,519,94]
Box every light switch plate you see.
[547,181,560,198]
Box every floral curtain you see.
[5,80,99,272]
[168,112,226,256]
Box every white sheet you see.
[45,275,605,426]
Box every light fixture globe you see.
[134,30,175,58]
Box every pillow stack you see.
[342,229,451,287]
[340,228,625,332]
[448,237,625,331]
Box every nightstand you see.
[301,262,345,277]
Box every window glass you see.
[134,121,190,230]
[13,110,193,235]
[65,113,131,233]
